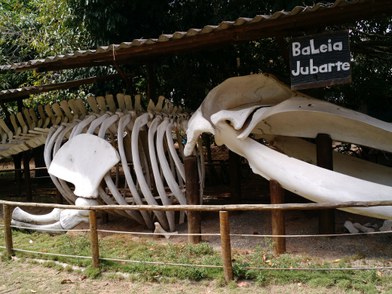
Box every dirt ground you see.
[1,204,392,293]
[0,258,357,294]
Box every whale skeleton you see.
[11,94,204,232]
[185,73,392,220]
[9,73,392,232]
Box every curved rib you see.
[156,119,186,205]
[118,114,153,229]
[148,116,176,231]
[70,114,96,138]
[103,174,145,225]
[52,121,80,199]
[44,125,75,203]
[96,113,145,224]
[165,119,185,182]
[131,113,169,229]
[86,113,110,134]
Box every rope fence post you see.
[3,204,14,259]
[89,210,100,268]
[219,210,233,282]
[270,180,286,255]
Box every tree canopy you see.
[0,0,93,110]
[0,0,391,119]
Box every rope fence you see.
[5,222,392,238]
[2,199,392,282]
[12,248,92,260]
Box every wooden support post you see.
[146,64,156,101]
[219,211,233,282]
[89,210,100,268]
[3,204,14,259]
[56,190,64,204]
[12,154,22,196]
[270,180,286,255]
[33,146,48,178]
[316,133,335,234]
[184,156,201,244]
[203,134,218,183]
[17,99,23,112]
[23,152,32,202]
[228,151,241,201]
[100,212,109,224]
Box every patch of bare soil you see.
[0,259,351,294]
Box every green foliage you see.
[66,0,170,45]
[343,19,392,120]
[1,0,391,116]
[0,0,92,109]
[0,0,88,63]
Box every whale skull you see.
[185,73,392,220]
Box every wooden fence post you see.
[270,180,286,254]
[3,204,14,259]
[184,156,201,244]
[89,210,100,268]
[316,133,335,234]
[219,211,233,282]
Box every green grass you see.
[1,227,392,292]
[98,238,222,281]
